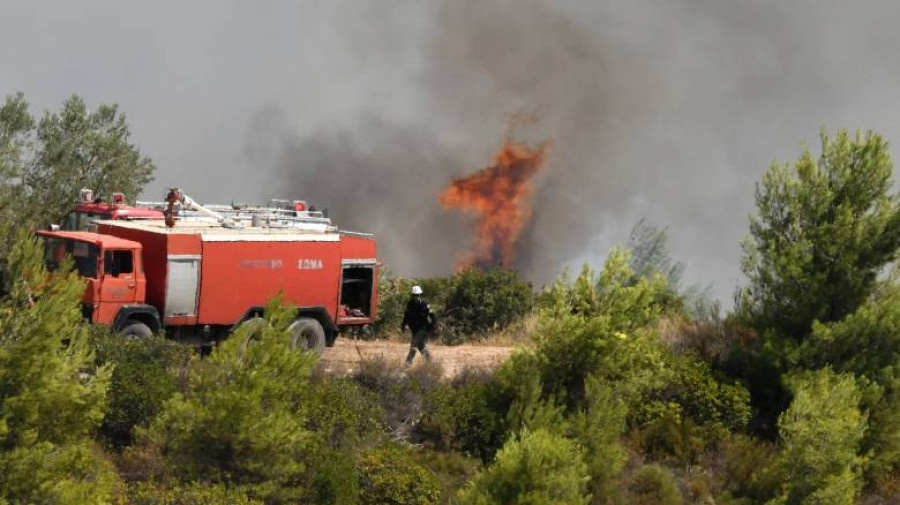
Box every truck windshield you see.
[63,211,112,231]
[40,237,99,278]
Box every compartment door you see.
[165,256,200,317]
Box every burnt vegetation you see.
[3,93,900,504]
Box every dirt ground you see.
[319,338,516,379]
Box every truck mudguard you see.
[112,305,163,333]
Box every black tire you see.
[237,317,267,351]
[119,321,153,339]
[287,317,326,353]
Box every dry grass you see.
[656,316,756,361]
[358,313,539,349]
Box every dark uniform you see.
[401,296,437,365]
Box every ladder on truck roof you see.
[136,198,337,232]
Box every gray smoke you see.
[4,0,900,302]
[257,0,900,299]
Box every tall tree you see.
[0,92,155,228]
[741,129,900,339]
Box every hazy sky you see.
[3,0,900,303]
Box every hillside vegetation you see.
[2,94,900,504]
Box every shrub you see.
[0,230,117,503]
[419,369,509,462]
[91,331,192,447]
[719,434,779,502]
[770,369,866,505]
[633,410,705,469]
[148,297,320,502]
[358,445,441,505]
[533,250,672,409]
[441,267,533,343]
[412,449,480,502]
[303,376,384,449]
[375,267,532,343]
[570,376,628,502]
[128,481,261,504]
[458,429,590,505]
[627,464,683,505]
[638,355,751,437]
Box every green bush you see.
[440,267,533,343]
[303,376,384,449]
[770,369,866,505]
[627,464,683,505]
[412,449,480,502]
[375,267,532,343]
[571,376,628,502]
[804,280,900,480]
[533,250,672,409]
[633,410,706,469]
[419,369,509,462]
[148,297,320,502]
[719,434,779,503]
[128,481,261,505]
[358,445,441,505]
[458,429,590,505]
[91,331,192,447]
[636,356,751,445]
[0,231,118,503]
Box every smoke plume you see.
[243,0,900,299]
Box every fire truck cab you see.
[37,230,148,330]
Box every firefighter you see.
[401,285,437,366]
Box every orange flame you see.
[439,138,550,270]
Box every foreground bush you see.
[91,331,192,447]
[534,250,671,409]
[358,445,441,505]
[148,298,320,502]
[128,481,261,505]
[627,464,683,505]
[0,231,118,503]
[458,429,590,505]
[770,369,866,505]
[419,369,509,462]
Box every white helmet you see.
[411,285,423,295]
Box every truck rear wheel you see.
[288,318,326,353]
[237,317,267,351]
[119,321,153,339]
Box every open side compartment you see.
[339,265,374,319]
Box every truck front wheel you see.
[288,318,325,353]
[119,321,153,339]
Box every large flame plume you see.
[439,138,550,270]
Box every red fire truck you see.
[37,193,377,351]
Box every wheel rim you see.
[287,320,318,351]
[238,317,267,350]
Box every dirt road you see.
[320,339,516,379]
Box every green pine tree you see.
[769,369,866,505]
[0,229,116,504]
[741,129,900,340]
